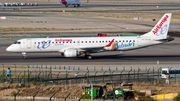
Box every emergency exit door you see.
[27,39,32,49]
[137,37,141,46]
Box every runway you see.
[0,2,180,67]
[0,36,180,66]
[0,3,180,13]
[2,3,180,9]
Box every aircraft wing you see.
[59,39,114,53]
[78,46,105,52]
[59,45,105,53]
[78,46,104,50]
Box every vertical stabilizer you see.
[141,13,172,39]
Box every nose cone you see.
[6,46,12,52]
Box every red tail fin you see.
[60,0,67,5]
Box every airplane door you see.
[20,40,26,49]
[77,40,80,45]
[137,37,141,46]
[27,39,32,49]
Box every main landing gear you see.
[85,55,92,59]
[22,52,27,59]
[85,52,92,59]
[74,4,80,7]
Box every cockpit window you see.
[14,41,21,44]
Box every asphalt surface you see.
[1,3,180,8]
[0,34,180,67]
[0,2,180,69]
[0,3,180,13]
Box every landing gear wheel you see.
[86,55,92,59]
[22,52,27,60]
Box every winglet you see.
[106,39,114,47]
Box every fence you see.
[1,64,179,85]
[1,64,180,101]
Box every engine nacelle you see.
[63,49,79,57]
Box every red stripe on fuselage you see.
[106,39,114,47]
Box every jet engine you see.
[63,49,79,57]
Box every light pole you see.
[2,64,4,75]
[14,64,16,78]
[157,60,159,82]
[86,76,93,101]
[2,64,4,71]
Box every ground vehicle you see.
[82,83,134,100]
[98,33,107,37]
[105,88,134,100]
[161,67,180,78]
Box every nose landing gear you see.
[22,52,27,59]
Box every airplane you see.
[59,0,82,7]
[6,13,174,59]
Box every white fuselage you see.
[6,36,164,53]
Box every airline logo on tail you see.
[153,15,169,36]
